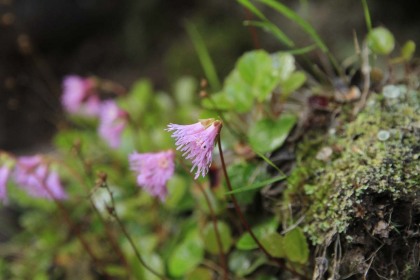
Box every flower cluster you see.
[61,76,222,201]
[98,100,128,149]
[0,155,67,203]
[129,150,175,201]
[167,119,222,179]
[61,75,128,149]
[62,75,100,116]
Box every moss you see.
[286,85,419,245]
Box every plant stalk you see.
[104,184,167,280]
[217,136,309,279]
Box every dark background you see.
[0,0,419,151]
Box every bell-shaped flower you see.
[167,119,222,179]
[0,165,11,203]
[98,100,128,149]
[14,156,67,200]
[61,75,100,116]
[129,150,175,201]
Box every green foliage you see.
[367,27,395,55]
[260,0,328,53]
[3,2,418,279]
[237,0,294,47]
[237,218,278,250]
[186,22,221,90]
[203,221,233,254]
[229,250,267,277]
[248,114,297,154]
[168,228,204,277]
[283,228,309,264]
[203,50,304,114]
[401,40,416,61]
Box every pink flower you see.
[0,166,11,203]
[167,119,222,179]
[129,150,175,201]
[98,100,128,149]
[61,75,100,116]
[14,156,67,200]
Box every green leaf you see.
[203,221,232,254]
[281,71,306,95]
[237,218,278,250]
[361,0,372,32]
[196,186,224,215]
[226,163,268,203]
[174,76,197,105]
[367,27,395,55]
[237,50,281,102]
[248,114,297,154]
[201,91,234,111]
[401,40,416,61]
[121,79,153,120]
[166,178,195,211]
[223,70,255,112]
[228,250,267,277]
[272,52,295,81]
[186,267,213,280]
[168,229,204,277]
[260,232,285,258]
[283,227,309,264]
[225,175,285,195]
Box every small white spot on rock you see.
[377,130,390,141]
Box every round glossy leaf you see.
[281,71,306,95]
[368,27,395,55]
[203,221,232,254]
[236,218,278,250]
[164,175,187,210]
[186,267,213,280]
[168,229,204,277]
[228,250,267,277]
[283,227,309,264]
[196,187,223,215]
[236,50,283,102]
[227,163,265,204]
[260,232,285,258]
[249,114,297,154]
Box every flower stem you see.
[35,179,111,279]
[177,159,228,279]
[217,136,309,280]
[216,136,271,256]
[103,184,167,280]
[62,149,131,275]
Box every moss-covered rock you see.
[284,84,419,278]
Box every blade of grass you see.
[225,175,286,194]
[260,0,344,78]
[244,20,294,47]
[238,0,295,47]
[185,21,221,91]
[260,0,328,52]
[286,44,317,55]
[361,0,372,33]
[238,0,265,19]
[255,151,285,176]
